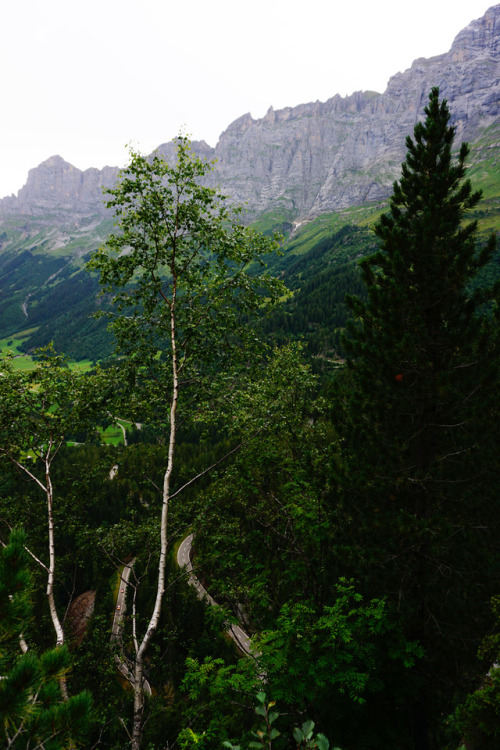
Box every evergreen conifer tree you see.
[336,88,500,749]
[0,528,92,748]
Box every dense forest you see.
[0,90,499,750]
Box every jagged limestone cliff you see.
[204,3,500,218]
[0,5,498,225]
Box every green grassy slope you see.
[0,126,498,365]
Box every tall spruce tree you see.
[336,88,500,749]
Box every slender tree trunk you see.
[45,457,68,701]
[131,290,179,750]
[131,657,145,750]
[46,461,64,647]
[8,453,68,699]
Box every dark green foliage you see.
[293,719,332,750]
[262,261,366,358]
[255,582,422,747]
[0,528,93,748]
[0,529,32,639]
[450,596,500,749]
[182,346,420,748]
[222,692,284,750]
[262,226,372,358]
[192,344,328,627]
[18,265,114,361]
[0,249,70,333]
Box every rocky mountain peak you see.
[1,155,119,217]
[222,112,256,135]
[207,3,500,219]
[41,155,72,168]
[155,139,215,163]
[450,4,500,60]
[0,5,498,223]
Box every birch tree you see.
[0,349,107,699]
[89,137,284,750]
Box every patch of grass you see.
[68,359,93,372]
[0,330,37,369]
[0,331,95,373]
[9,355,37,371]
[281,205,381,258]
[251,210,295,236]
[99,423,125,446]
[0,337,26,356]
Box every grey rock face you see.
[209,3,500,219]
[0,156,119,217]
[1,5,498,222]
[207,93,380,216]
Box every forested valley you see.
[0,90,499,750]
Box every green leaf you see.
[293,727,304,743]
[301,720,315,739]
[315,733,330,750]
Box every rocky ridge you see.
[0,156,119,217]
[1,5,499,223]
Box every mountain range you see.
[0,4,499,361]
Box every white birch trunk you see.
[45,460,65,648]
[45,456,69,701]
[131,287,178,750]
[7,452,67,699]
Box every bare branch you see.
[169,427,265,502]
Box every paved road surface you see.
[111,559,134,641]
[177,533,257,658]
[112,559,152,696]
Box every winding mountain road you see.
[177,533,257,658]
[112,559,152,696]
[112,533,258,694]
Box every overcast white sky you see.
[0,0,494,198]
